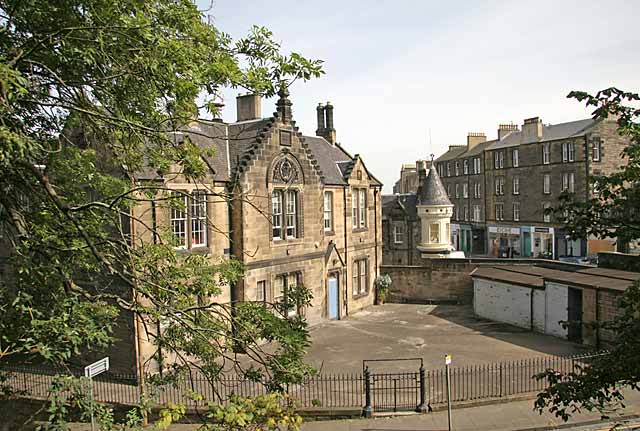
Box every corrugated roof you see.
[488,119,597,150]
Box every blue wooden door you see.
[328,276,339,320]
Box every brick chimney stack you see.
[498,123,519,140]
[236,93,262,122]
[522,117,543,143]
[467,132,486,150]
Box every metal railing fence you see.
[1,351,607,412]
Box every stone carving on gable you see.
[270,154,303,185]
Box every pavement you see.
[306,304,589,373]
[300,389,640,431]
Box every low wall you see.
[598,252,640,272]
[381,258,590,305]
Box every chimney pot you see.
[236,93,262,122]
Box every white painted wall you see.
[532,289,546,333]
[545,282,568,338]
[473,279,531,329]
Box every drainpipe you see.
[584,135,590,256]
[374,187,379,278]
[151,200,163,377]
[530,287,535,331]
[343,185,349,317]
[595,289,600,349]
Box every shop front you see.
[532,226,554,259]
[460,224,472,256]
[451,223,461,251]
[487,225,521,258]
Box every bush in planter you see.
[374,274,392,304]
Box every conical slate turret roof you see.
[418,165,452,206]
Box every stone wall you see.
[381,258,589,305]
[598,251,640,272]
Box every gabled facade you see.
[122,89,382,374]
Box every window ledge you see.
[352,227,368,233]
[352,292,369,300]
[176,246,211,255]
[324,230,335,236]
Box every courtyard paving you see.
[305,304,590,373]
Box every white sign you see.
[445,354,452,365]
[85,357,109,378]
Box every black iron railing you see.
[1,351,607,413]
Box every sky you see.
[197,0,640,193]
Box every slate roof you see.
[417,165,452,206]
[435,145,467,162]
[305,136,354,185]
[471,264,636,292]
[136,121,230,182]
[488,118,598,150]
[382,194,418,220]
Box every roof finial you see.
[276,82,293,123]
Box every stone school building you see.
[99,89,383,374]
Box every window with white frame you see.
[359,189,366,228]
[543,203,551,223]
[562,142,575,163]
[447,184,451,198]
[474,157,481,174]
[463,159,469,175]
[285,190,297,238]
[455,183,460,198]
[170,191,208,249]
[513,202,520,221]
[473,205,481,222]
[170,191,188,248]
[568,142,575,162]
[446,162,451,177]
[564,172,575,193]
[562,173,568,192]
[272,191,283,239]
[191,191,207,247]
[323,191,333,232]
[393,225,404,244]
[495,177,504,195]
[275,272,300,317]
[495,203,504,221]
[543,143,550,164]
[474,182,481,198]
[462,183,468,198]
[592,139,601,162]
[352,188,367,228]
[352,259,368,296]
[513,176,520,195]
[256,280,266,303]
[272,190,298,240]
[463,206,469,221]
[455,161,460,176]
[543,174,550,194]
[512,148,519,167]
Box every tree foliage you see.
[536,88,640,420]
[0,0,323,428]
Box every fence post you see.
[499,362,503,397]
[363,366,373,418]
[416,365,427,413]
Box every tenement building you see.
[386,115,628,261]
[95,89,382,374]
